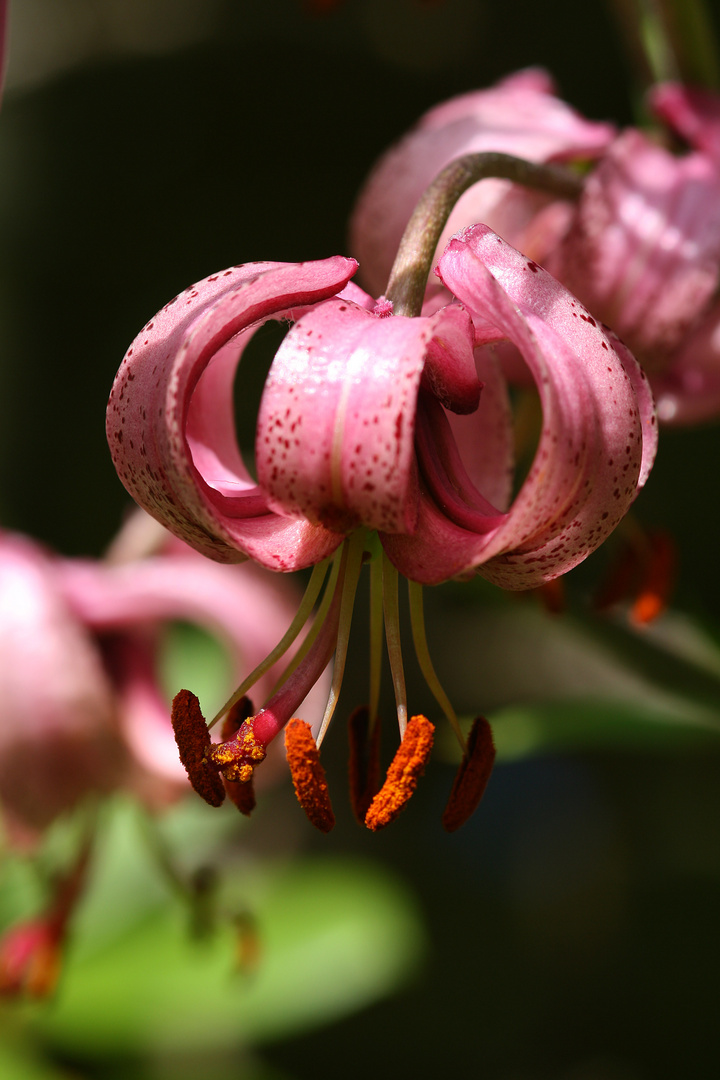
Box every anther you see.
[364,715,435,831]
[348,705,382,824]
[171,690,226,807]
[442,716,496,833]
[221,697,257,816]
[285,718,336,833]
[631,530,675,625]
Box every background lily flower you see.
[349,68,616,301]
[547,88,720,425]
[0,514,325,844]
[351,71,720,425]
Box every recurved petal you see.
[549,129,720,361]
[107,258,357,571]
[256,299,478,535]
[383,226,657,587]
[349,69,615,296]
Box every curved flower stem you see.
[316,529,367,747]
[209,556,332,729]
[368,554,384,731]
[385,152,583,318]
[407,580,467,752]
[382,552,408,738]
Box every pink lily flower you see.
[351,71,720,425]
[0,516,325,845]
[106,226,656,829]
[349,68,616,301]
[547,88,720,425]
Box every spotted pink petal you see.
[381,225,657,587]
[256,298,479,535]
[350,68,615,297]
[548,128,720,362]
[107,258,358,571]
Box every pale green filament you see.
[382,551,408,738]
[267,545,344,696]
[368,554,384,731]
[316,529,367,747]
[208,556,332,730]
[407,579,467,752]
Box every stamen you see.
[631,530,676,625]
[285,718,335,833]
[442,717,496,833]
[382,552,408,737]
[209,557,331,729]
[221,697,257,816]
[407,581,467,750]
[534,578,566,615]
[348,705,382,824]
[316,529,366,747]
[364,715,435,831]
[171,690,226,807]
[368,553,384,729]
[267,544,343,695]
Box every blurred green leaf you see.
[33,801,424,1055]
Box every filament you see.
[209,556,332,729]
[382,552,408,738]
[407,580,467,751]
[316,529,367,747]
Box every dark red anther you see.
[442,717,496,833]
[171,690,225,807]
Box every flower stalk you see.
[385,152,583,317]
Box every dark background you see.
[1,2,720,1078]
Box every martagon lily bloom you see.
[351,69,720,425]
[107,218,657,833]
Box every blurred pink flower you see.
[351,71,720,425]
[0,514,325,844]
[350,68,616,301]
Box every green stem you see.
[608,0,720,95]
[384,152,583,318]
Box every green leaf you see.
[34,802,424,1055]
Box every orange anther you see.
[364,715,435,831]
[348,705,382,825]
[442,717,496,833]
[285,719,335,833]
[631,530,676,625]
[171,690,225,807]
